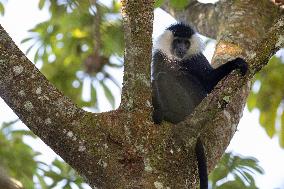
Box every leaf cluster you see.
[247,55,284,147]
[22,0,124,109]
[210,152,264,189]
[0,121,88,189]
[155,0,190,9]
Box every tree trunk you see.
[0,0,283,188]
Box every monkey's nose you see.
[176,49,186,59]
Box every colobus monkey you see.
[152,23,248,189]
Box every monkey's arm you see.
[181,54,213,86]
[205,58,248,92]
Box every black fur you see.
[152,23,248,189]
[195,138,208,189]
[152,51,247,124]
[167,23,195,38]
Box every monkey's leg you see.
[154,72,193,124]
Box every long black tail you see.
[195,137,208,189]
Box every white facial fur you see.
[154,30,174,59]
[187,34,204,56]
[154,30,204,60]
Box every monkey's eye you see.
[174,38,190,47]
[184,40,190,48]
[173,38,181,44]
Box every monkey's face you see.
[171,37,190,59]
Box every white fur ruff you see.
[154,30,204,60]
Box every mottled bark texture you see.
[162,0,220,39]
[120,0,154,111]
[0,0,283,189]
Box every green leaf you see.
[38,0,46,9]
[25,42,38,55]
[100,81,115,109]
[210,152,263,188]
[154,0,165,8]
[35,173,48,189]
[101,21,124,56]
[1,119,19,130]
[21,37,34,44]
[45,170,63,182]
[112,0,121,13]
[169,0,189,9]
[210,164,228,184]
[11,130,36,138]
[0,3,5,16]
[280,111,284,148]
[248,55,284,143]
[91,83,97,107]
[247,92,257,112]
[105,73,121,90]
[33,47,41,63]
[108,62,123,68]
[259,111,276,138]
[218,181,245,189]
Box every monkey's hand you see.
[232,58,248,76]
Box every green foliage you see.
[210,152,264,189]
[169,0,190,9]
[247,56,284,146]
[0,2,4,16]
[154,0,190,9]
[21,0,123,109]
[39,159,86,189]
[0,121,89,188]
[38,0,45,10]
[0,120,38,188]
[154,0,165,8]
[0,0,7,16]
[101,80,115,109]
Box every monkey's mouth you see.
[175,50,186,59]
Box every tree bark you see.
[162,0,220,39]
[0,0,283,188]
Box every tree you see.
[0,0,283,188]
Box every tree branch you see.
[162,0,223,38]
[120,0,154,111]
[0,25,117,187]
[0,25,82,140]
[250,15,284,74]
